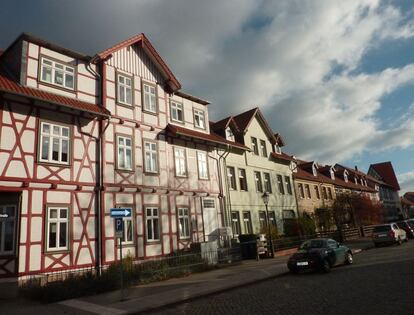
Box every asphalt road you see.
[151,240,414,315]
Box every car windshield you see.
[397,222,408,228]
[373,225,391,232]
[408,221,414,228]
[300,240,326,249]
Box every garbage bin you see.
[238,234,258,259]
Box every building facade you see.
[211,108,298,238]
[0,33,238,282]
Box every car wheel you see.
[289,267,299,274]
[321,259,331,273]
[345,252,353,265]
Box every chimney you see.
[355,165,358,171]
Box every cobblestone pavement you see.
[150,241,414,315]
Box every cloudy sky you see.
[1,0,414,192]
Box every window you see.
[328,187,333,200]
[354,177,358,185]
[264,173,272,193]
[197,151,209,179]
[274,144,282,154]
[0,205,16,255]
[225,127,235,141]
[144,141,158,173]
[117,135,133,170]
[117,73,132,105]
[227,166,237,190]
[330,169,335,180]
[254,171,263,192]
[260,140,267,157]
[39,122,70,164]
[322,186,328,199]
[298,183,305,198]
[174,147,187,177]
[121,216,133,244]
[40,57,74,89]
[277,175,285,194]
[170,101,184,123]
[259,211,267,229]
[178,208,190,239]
[268,212,277,227]
[46,206,69,251]
[251,137,259,155]
[146,207,160,241]
[344,171,348,183]
[305,184,311,198]
[285,176,292,195]
[314,185,320,199]
[238,169,248,191]
[231,212,241,236]
[194,109,206,129]
[242,211,253,234]
[143,83,157,113]
[282,210,296,219]
[312,165,317,176]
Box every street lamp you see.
[262,192,275,258]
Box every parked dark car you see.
[396,221,414,239]
[287,238,353,273]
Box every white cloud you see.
[398,171,414,194]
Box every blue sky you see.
[1,0,413,192]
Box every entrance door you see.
[0,205,16,256]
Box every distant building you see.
[401,193,414,218]
[368,162,403,221]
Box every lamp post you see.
[262,192,274,258]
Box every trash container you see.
[238,234,258,259]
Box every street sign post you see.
[110,208,131,301]
[115,218,124,238]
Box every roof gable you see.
[368,162,400,191]
[94,33,181,92]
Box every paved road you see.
[151,240,414,315]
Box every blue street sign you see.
[110,208,132,218]
[115,218,124,238]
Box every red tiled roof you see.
[95,33,181,91]
[369,162,400,191]
[166,124,249,150]
[233,107,258,131]
[294,167,335,185]
[210,116,240,133]
[271,152,295,163]
[0,69,110,117]
[401,196,414,206]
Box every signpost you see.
[110,208,132,301]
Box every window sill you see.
[37,161,72,168]
[39,80,76,93]
[44,249,70,255]
[142,109,158,116]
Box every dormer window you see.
[40,57,75,90]
[330,169,335,180]
[360,178,364,185]
[225,127,235,142]
[344,171,348,183]
[354,177,358,185]
[170,101,184,123]
[312,164,317,176]
[194,109,205,129]
[274,144,282,154]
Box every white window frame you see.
[254,171,263,192]
[231,211,241,236]
[242,211,253,234]
[251,137,259,155]
[178,208,191,239]
[0,205,16,255]
[170,101,184,123]
[39,122,70,165]
[117,73,133,105]
[197,151,209,179]
[285,176,292,195]
[264,172,272,193]
[274,144,282,154]
[116,135,133,170]
[277,174,285,194]
[46,206,69,252]
[174,147,187,177]
[227,166,237,190]
[143,83,157,113]
[238,168,248,191]
[40,57,75,90]
[225,127,235,142]
[194,109,206,129]
[260,140,267,157]
[146,207,160,242]
[144,141,158,173]
[121,216,134,245]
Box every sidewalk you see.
[2,239,373,315]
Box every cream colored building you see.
[211,108,298,238]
